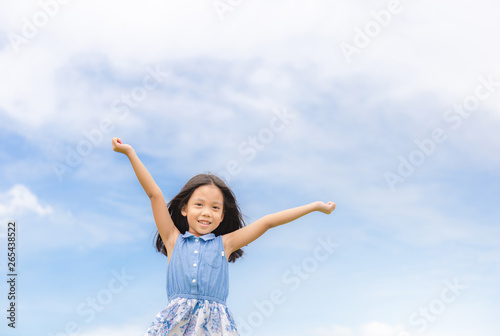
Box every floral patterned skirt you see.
[145,297,239,336]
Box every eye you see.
[195,203,202,207]
[212,206,220,210]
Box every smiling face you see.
[181,184,225,237]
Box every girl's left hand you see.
[315,201,336,214]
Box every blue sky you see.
[1,0,500,335]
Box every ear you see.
[181,203,187,217]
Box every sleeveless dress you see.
[145,232,240,335]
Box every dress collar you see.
[181,231,216,241]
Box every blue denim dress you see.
[145,232,239,335]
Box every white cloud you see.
[360,322,407,336]
[0,184,149,252]
[315,322,410,336]
[78,324,146,336]
[0,184,53,217]
[2,0,499,131]
[316,325,354,336]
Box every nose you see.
[201,207,211,217]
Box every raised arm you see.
[223,201,335,255]
[111,137,179,246]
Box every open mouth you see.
[198,220,211,227]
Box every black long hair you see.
[154,173,245,262]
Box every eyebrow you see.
[193,198,223,205]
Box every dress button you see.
[194,250,198,254]
[195,239,199,243]
[192,279,196,283]
[193,263,197,267]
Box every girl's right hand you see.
[111,137,133,155]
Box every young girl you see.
[111,137,336,335]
